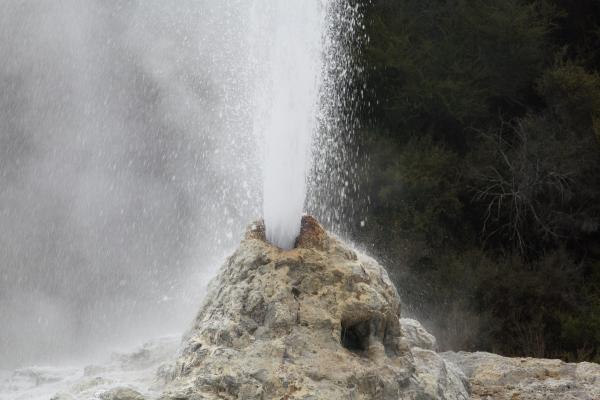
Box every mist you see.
[0,0,261,368]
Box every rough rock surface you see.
[0,336,179,400]
[442,351,600,400]
[10,216,598,400]
[400,318,438,351]
[160,216,469,399]
[99,387,146,400]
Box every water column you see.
[250,0,328,249]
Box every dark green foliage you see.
[356,0,600,361]
[369,136,464,245]
[537,61,600,137]
[365,0,554,140]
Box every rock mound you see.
[160,217,468,399]
[158,216,600,399]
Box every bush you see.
[470,113,600,254]
[537,61,600,136]
[356,0,600,362]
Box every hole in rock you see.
[341,319,370,353]
[291,287,300,299]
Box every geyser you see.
[0,0,364,371]
[251,1,328,249]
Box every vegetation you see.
[354,0,600,361]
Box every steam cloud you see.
[0,0,260,368]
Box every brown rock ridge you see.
[442,351,600,400]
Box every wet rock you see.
[11,215,599,399]
[25,336,180,400]
[9,366,74,388]
[153,216,600,399]
[111,336,180,371]
[49,393,75,400]
[410,348,470,400]
[99,386,146,400]
[160,217,469,399]
[442,351,600,400]
[400,318,438,351]
[294,215,328,250]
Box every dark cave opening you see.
[341,319,370,352]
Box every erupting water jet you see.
[251,0,328,249]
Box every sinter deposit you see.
[4,217,599,400]
[159,216,469,399]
